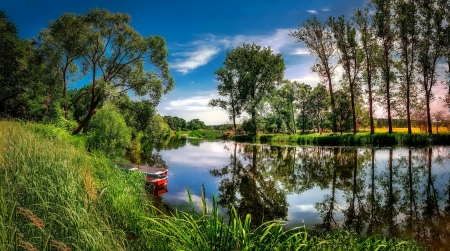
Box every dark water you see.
[135,139,450,250]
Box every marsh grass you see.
[0,121,149,250]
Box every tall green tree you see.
[417,0,446,134]
[209,67,243,134]
[329,15,363,134]
[394,0,419,134]
[217,43,285,136]
[0,11,58,120]
[309,83,329,133]
[296,83,312,133]
[275,80,300,134]
[372,0,395,133]
[38,13,86,120]
[290,17,338,132]
[42,9,174,134]
[353,7,378,134]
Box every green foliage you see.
[145,114,171,145]
[187,118,207,130]
[216,43,285,136]
[0,11,60,121]
[163,115,187,131]
[39,8,174,134]
[87,103,132,157]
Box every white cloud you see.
[292,204,316,212]
[170,29,306,74]
[158,91,231,125]
[171,46,220,74]
[321,8,330,12]
[291,48,310,55]
[307,10,318,14]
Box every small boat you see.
[116,163,168,189]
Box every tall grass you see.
[0,121,149,250]
[145,187,422,251]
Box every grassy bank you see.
[1,121,423,250]
[232,132,450,147]
[176,129,223,140]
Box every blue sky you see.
[2,0,372,125]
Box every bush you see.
[87,103,132,157]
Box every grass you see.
[176,129,223,140]
[0,121,425,250]
[239,127,450,147]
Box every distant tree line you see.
[210,0,450,135]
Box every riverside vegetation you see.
[0,120,423,250]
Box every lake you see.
[135,138,450,250]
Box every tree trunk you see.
[384,1,393,134]
[351,87,357,134]
[426,92,432,134]
[326,68,337,133]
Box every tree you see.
[186,119,206,130]
[41,9,174,135]
[217,43,285,135]
[417,0,447,134]
[334,89,352,134]
[354,7,378,134]
[146,114,171,145]
[297,82,312,133]
[329,15,363,134]
[290,16,338,132]
[309,83,329,133]
[0,11,58,120]
[38,13,86,120]
[209,67,243,134]
[432,110,446,133]
[393,0,419,135]
[372,0,395,133]
[87,102,131,157]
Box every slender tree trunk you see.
[63,70,68,120]
[384,1,393,134]
[291,104,296,134]
[426,91,432,134]
[326,68,337,133]
[351,86,357,134]
[367,60,375,134]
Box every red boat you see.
[117,163,168,190]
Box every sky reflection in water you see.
[143,139,450,248]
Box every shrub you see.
[87,103,132,157]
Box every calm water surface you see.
[136,139,450,250]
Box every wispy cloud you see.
[321,8,330,12]
[169,29,309,75]
[307,10,318,14]
[291,48,310,55]
[171,46,220,74]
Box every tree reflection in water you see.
[211,144,450,250]
[210,143,288,226]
